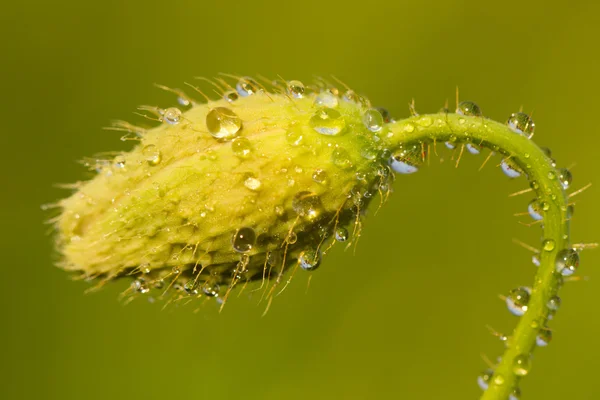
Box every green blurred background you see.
[2,1,598,399]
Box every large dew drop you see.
[292,191,323,221]
[232,227,256,253]
[206,107,242,140]
[287,80,305,98]
[362,108,384,132]
[507,112,535,136]
[456,101,482,116]
[501,159,522,178]
[309,107,346,136]
[142,144,162,166]
[506,286,531,316]
[298,248,321,271]
[236,77,259,97]
[555,248,579,276]
[163,107,182,125]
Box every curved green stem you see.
[386,113,569,400]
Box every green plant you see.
[51,75,591,400]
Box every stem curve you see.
[385,113,569,400]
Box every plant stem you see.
[386,113,569,400]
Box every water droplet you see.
[512,354,531,376]
[477,369,494,390]
[547,170,556,180]
[231,137,252,158]
[510,387,522,400]
[547,295,561,311]
[506,286,531,316]
[445,142,456,150]
[363,108,384,132]
[172,266,181,274]
[536,329,552,347]
[310,107,346,136]
[202,281,220,297]
[236,76,259,97]
[142,144,162,166]
[314,92,339,108]
[456,101,482,116]
[131,279,149,294]
[507,112,535,136]
[312,168,328,185]
[416,116,432,127]
[532,254,541,267]
[342,90,359,103]
[232,227,256,253]
[555,248,579,276]
[331,148,353,169]
[244,176,262,191]
[389,143,423,174]
[287,231,298,244]
[335,227,348,242]
[184,280,199,295]
[558,168,572,190]
[223,90,239,103]
[493,374,505,386]
[298,248,321,271]
[206,107,242,140]
[163,107,182,125]
[292,191,323,221]
[530,180,539,190]
[542,239,556,252]
[114,155,126,169]
[287,80,305,98]
[466,143,481,154]
[501,159,522,178]
[528,199,544,221]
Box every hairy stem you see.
[386,113,568,400]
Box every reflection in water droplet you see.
[312,168,328,185]
[314,92,339,108]
[477,369,494,390]
[363,108,384,132]
[506,286,531,316]
[542,239,556,252]
[231,137,252,158]
[244,176,262,191]
[299,248,321,271]
[456,101,482,116]
[528,199,544,221]
[555,248,579,276]
[466,143,481,154]
[507,112,535,136]
[501,159,522,178]
[224,90,239,103]
[512,354,532,376]
[236,77,259,97]
[331,148,353,169]
[547,295,561,311]
[202,281,220,297]
[142,144,162,166]
[206,107,242,140]
[292,191,323,221]
[310,107,346,136]
[536,329,552,347]
[335,227,348,242]
[163,107,182,125]
[287,80,305,98]
[232,227,256,253]
[558,168,572,190]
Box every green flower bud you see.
[55,80,392,302]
